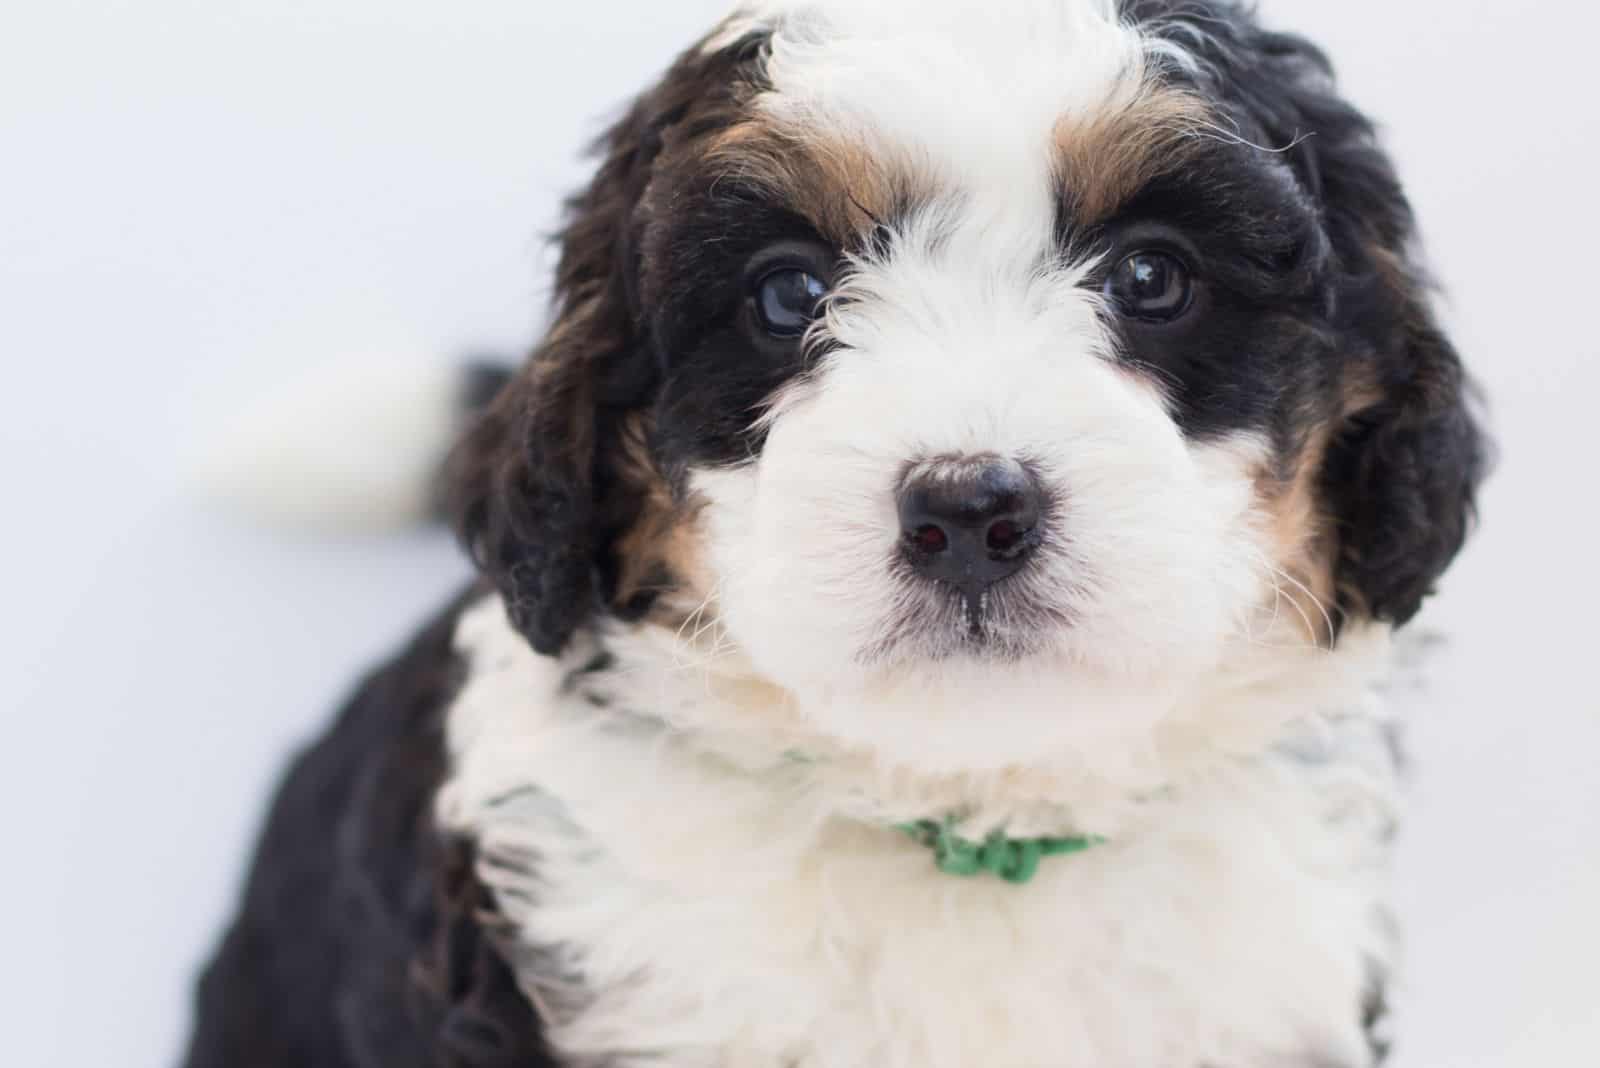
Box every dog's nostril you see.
[985,518,1029,555]
[909,523,950,556]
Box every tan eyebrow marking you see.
[703,117,936,244]
[1054,83,1211,225]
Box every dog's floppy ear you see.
[1269,48,1488,627]
[446,111,651,655]
[1165,11,1488,626]
[447,302,634,656]
[1320,265,1486,627]
[448,34,759,655]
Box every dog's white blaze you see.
[439,4,1402,1066]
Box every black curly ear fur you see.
[1141,2,1488,627]
[1321,271,1486,626]
[447,31,768,655]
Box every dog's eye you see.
[1103,250,1193,322]
[754,268,828,338]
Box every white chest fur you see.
[437,598,1398,1068]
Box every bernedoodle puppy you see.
[184,2,1486,1066]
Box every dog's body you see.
[188,590,1400,1068]
[186,2,1483,1066]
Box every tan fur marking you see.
[1055,86,1210,224]
[705,80,1204,244]
[609,415,713,627]
[705,120,906,242]
[1256,425,1340,646]
[1340,365,1385,419]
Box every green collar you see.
[898,819,1104,884]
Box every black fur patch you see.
[181,589,554,1067]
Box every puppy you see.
[184,2,1485,1066]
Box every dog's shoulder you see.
[182,588,556,1068]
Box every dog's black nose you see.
[898,458,1043,599]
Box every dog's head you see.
[451,0,1483,774]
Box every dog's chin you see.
[788,649,1192,779]
[737,584,1306,781]
[762,605,1206,778]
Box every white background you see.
[3,2,1596,1065]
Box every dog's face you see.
[453,0,1483,771]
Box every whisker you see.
[1248,551,1334,652]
